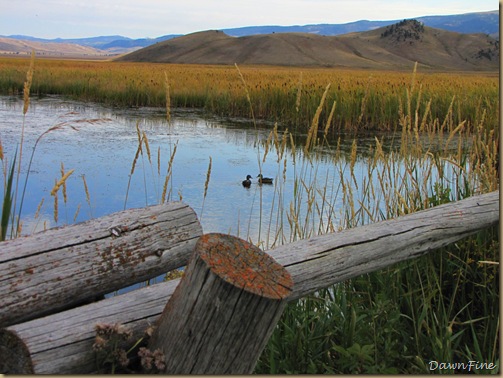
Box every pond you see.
[0,95,462,251]
[0,98,316,239]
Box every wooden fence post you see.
[148,233,293,374]
[1,191,497,374]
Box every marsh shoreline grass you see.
[251,74,499,373]
[0,57,499,373]
[0,57,499,134]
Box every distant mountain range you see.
[117,20,499,71]
[0,9,498,56]
[223,10,499,38]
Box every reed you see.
[200,156,212,219]
[50,167,74,224]
[164,71,171,124]
[252,66,499,373]
[50,168,75,197]
[161,142,177,203]
[124,122,144,209]
[81,174,93,218]
[0,57,498,133]
[0,57,498,372]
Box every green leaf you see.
[1,152,17,241]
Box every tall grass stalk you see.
[81,174,93,218]
[200,156,212,219]
[6,51,34,239]
[124,122,143,209]
[254,64,499,373]
[161,142,177,203]
[0,58,497,372]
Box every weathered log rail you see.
[0,201,202,327]
[0,191,499,374]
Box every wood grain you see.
[148,233,293,374]
[3,191,498,373]
[0,201,202,327]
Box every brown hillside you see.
[338,20,499,70]
[0,37,107,57]
[117,22,499,71]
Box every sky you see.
[0,0,499,39]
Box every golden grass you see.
[50,167,74,223]
[50,168,74,196]
[81,174,93,218]
[22,51,35,115]
[0,57,498,133]
[248,64,499,247]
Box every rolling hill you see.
[0,37,108,57]
[0,10,497,56]
[117,20,499,71]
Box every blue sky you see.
[1,0,499,39]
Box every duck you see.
[242,175,252,187]
[257,174,273,184]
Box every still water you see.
[2,96,372,246]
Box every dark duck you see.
[242,175,252,187]
[257,174,273,184]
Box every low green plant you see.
[1,150,16,240]
[254,64,499,374]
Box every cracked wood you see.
[3,191,498,373]
[0,201,202,327]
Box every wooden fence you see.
[0,191,499,374]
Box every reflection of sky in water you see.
[0,96,345,246]
[1,96,470,295]
[1,96,463,249]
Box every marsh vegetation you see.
[0,56,499,373]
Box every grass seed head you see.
[23,50,35,115]
[50,169,75,196]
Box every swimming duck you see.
[242,175,252,187]
[257,174,273,184]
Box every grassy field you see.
[0,57,499,133]
[0,56,499,373]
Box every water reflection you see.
[2,95,474,296]
[0,96,462,249]
[0,96,339,244]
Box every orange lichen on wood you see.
[196,233,293,299]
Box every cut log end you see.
[0,329,34,374]
[149,233,294,374]
[196,233,293,299]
